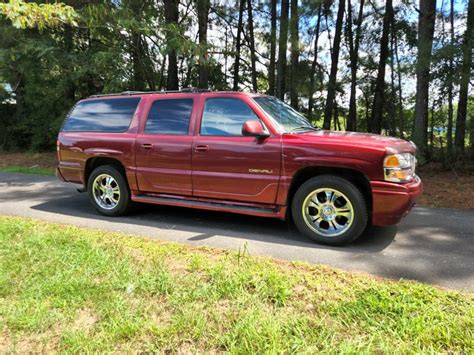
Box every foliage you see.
[0,0,78,29]
[0,216,472,352]
[0,0,471,161]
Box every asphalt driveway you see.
[1,172,473,292]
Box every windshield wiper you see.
[290,126,320,132]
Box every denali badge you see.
[249,169,273,174]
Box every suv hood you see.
[295,130,416,154]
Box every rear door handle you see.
[194,145,209,152]
[141,143,153,150]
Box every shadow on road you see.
[31,193,398,253]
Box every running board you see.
[132,194,286,219]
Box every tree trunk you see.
[369,0,393,134]
[308,5,322,121]
[247,0,258,92]
[164,0,179,90]
[346,0,364,131]
[233,0,246,90]
[63,25,76,101]
[447,0,455,153]
[412,0,436,161]
[158,55,167,90]
[276,0,289,100]
[430,101,435,155]
[128,1,146,91]
[197,0,210,89]
[454,0,474,154]
[394,29,405,138]
[334,101,341,131]
[289,0,299,109]
[323,0,345,130]
[389,20,397,137]
[131,34,146,91]
[267,0,277,95]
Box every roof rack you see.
[89,87,211,98]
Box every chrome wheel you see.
[302,188,354,237]
[92,174,120,210]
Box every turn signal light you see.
[383,153,416,182]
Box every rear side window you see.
[200,98,259,136]
[144,99,193,135]
[62,97,140,132]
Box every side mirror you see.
[242,120,270,138]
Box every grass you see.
[0,216,472,352]
[0,152,56,176]
[0,165,54,176]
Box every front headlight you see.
[383,153,416,182]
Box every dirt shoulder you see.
[416,164,474,210]
[1,152,57,169]
[1,152,472,210]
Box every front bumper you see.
[371,175,423,226]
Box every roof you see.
[88,88,258,99]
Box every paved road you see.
[1,172,473,292]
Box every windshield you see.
[253,96,316,133]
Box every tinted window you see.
[62,97,140,132]
[200,98,259,136]
[145,99,193,135]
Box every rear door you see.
[135,96,195,195]
[191,97,282,204]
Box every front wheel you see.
[291,175,368,246]
[87,165,131,216]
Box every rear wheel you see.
[87,165,131,216]
[291,175,368,245]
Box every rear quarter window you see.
[62,97,140,132]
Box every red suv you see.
[57,89,422,245]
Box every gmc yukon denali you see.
[57,89,422,245]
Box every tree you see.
[127,1,147,91]
[233,0,246,90]
[412,0,436,161]
[164,0,179,90]
[276,0,289,100]
[0,0,77,29]
[369,0,393,134]
[393,24,406,138]
[289,0,299,109]
[454,0,474,154]
[323,0,345,129]
[267,0,278,95]
[447,0,455,152]
[197,0,211,89]
[346,0,365,131]
[247,0,258,92]
[307,4,322,121]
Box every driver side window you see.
[200,98,259,136]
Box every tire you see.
[291,175,368,246]
[87,165,131,217]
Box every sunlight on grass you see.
[0,165,54,176]
[0,216,472,352]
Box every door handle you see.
[141,143,153,150]
[194,145,209,152]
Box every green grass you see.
[0,165,54,176]
[0,216,472,352]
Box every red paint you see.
[57,91,422,225]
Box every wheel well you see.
[84,157,127,187]
[286,166,373,214]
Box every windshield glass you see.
[253,96,316,132]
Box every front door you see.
[192,97,281,204]
[135,97,195,195]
